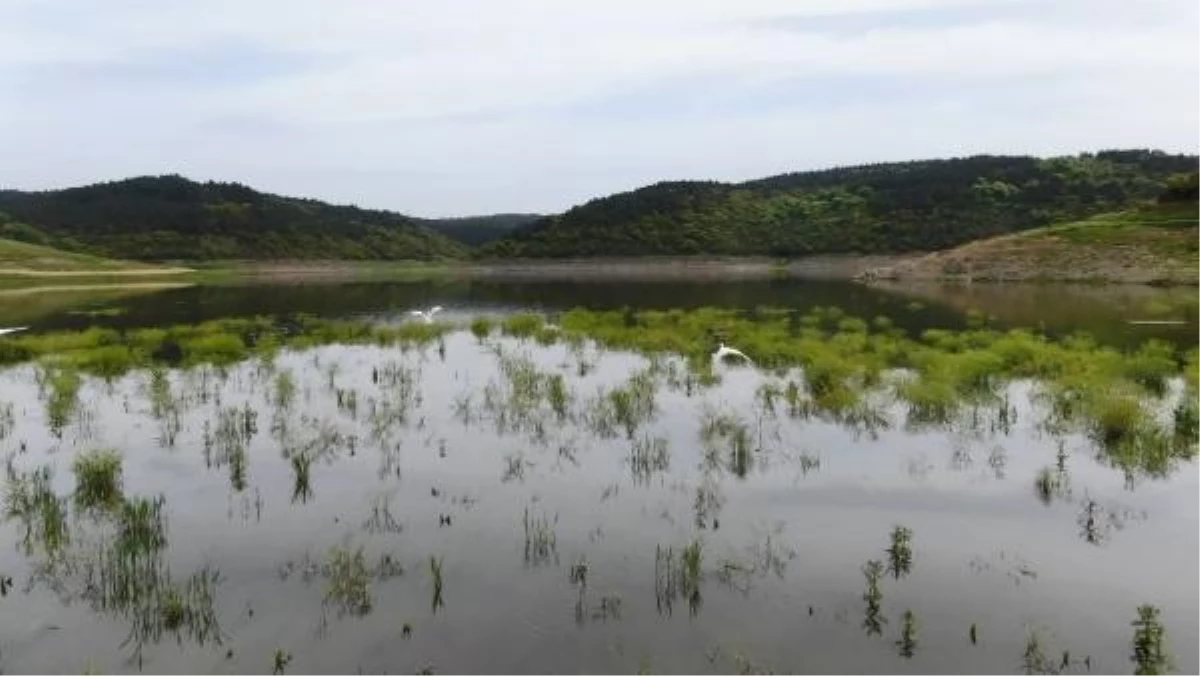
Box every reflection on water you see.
[0,319,1196,673]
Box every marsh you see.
[0,278,1195,674]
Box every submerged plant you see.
[4,464,70,558]
[1131,604,1171,675]
[1021,629,1057,675]
[523,507,558,566]
[72,448,124,512]
[290,452,314,504]
[885,526,913,578]
[272,648,292,675]
[862,559,885,636]
[546,374,570,421]
[430,555,444,613]
[323,545,372,617]
[470,316,493,341]
[654,539,703,616]
[897,609,918,658]
[693,478,724,530]
[629,435,670,485]
[45,367,82,438]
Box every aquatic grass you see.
[116,495,168,558]
[290,452,314,504]
[523,507,558,566]
[0,401,12,441]
[3,464,70,558]
[885,526,913,579]
[629,435,670,485]
[470,316,493,341]
[323,545,372,617]
[146,368,181,447]
[71,448,124,512]
[1021,629,1058,675]
[1122,340,1179,397]
[654,539,704,616]
[430,555,445,613]
[693,477,724,530]
[501,312,545,338]
[273,370,297,409]
[1034,468,1067,506]
[545,373,570,421]
[180,333,247,366]
[44,367,82,438]
[122,566,223,664]
[896,609,918,658]
[1131,604,1171,675]
[862,559,885,636]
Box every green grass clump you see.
[116,495,168,558]
[469,316,493,341]
[324,545,372,617]
[72,448,124,512]
[1087,391,1148,450]
[181,333,246,366]
[1122,340,1179,396]
[501,312,545,338]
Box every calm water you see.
[0,279,1196,674]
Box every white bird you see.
[0,326,28,337]
[713,342,752,364]
[408,306,443,324]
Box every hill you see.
[420,213,541,246]
[859,197,1198,285]
[0,176,465,261]
[0,236,189,276]
[479,150,1196,258]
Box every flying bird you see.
[713,342,752,364]
[409,306,443,324]
[0,327,28,336]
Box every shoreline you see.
[0,254,1192,287]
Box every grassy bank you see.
[863,203,1198,285]
[0,237,191,276]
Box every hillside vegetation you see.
[862,176,1199,284]
[480,150,1195,258]
[0,176,465,261]
[419,213,541,246]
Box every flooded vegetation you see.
[0,301,1195,673]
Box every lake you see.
[0,278,1195,674]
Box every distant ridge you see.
[479,149,1196,259]
[0,175,465,261]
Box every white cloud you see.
[0,0,1195,214]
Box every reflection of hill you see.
[872,281,1198,345]
[0,283,193,326]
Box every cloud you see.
[0,0,1194,215]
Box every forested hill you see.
[479,150,1197,258]
[417,213,541,246]
[0,175,466,261]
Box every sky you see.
[0,0,1196,216]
